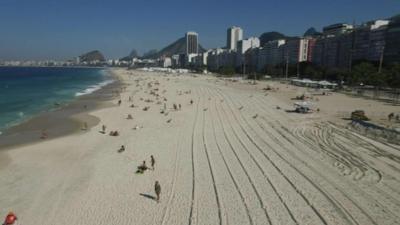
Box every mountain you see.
[142,49,159,58]
[128,49,139,58]
[143,37,206,59]
[304,27,322,37]
[259,32,287,46]
[391,14,400,22]
[120,49,140,61]
[79,50,105,62]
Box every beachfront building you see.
[184,53,199,67]
[322,23,354,36]
[244,47,260,74]
[207,48,236,71]
[171,54,180,68]
[313,34,351,69]
[257,39,286,70]
[192,52,209,67]
[207,48,224,71]
[186,32,199,55]
[368,20,389,62]
[236,37,260,70]
[312,19,390,69]
[384,15,400,64]
[227,26,243,51]
[170,54,186,68]
[159,57,172,68]
[311,23,354,69]
[284,37,315,64]
[352,20,389,62]
[237,37,260,54]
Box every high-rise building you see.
[353,20,389,62]
[186,32,199,55]
[227,26,243,51]
[384,15,400,64]
[257,39,286,70]
[284,38,314,64]
[312,34,352,69]
[368,21,388,61]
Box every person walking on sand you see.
[3,212,17,225]
[40,129,48,139]
[82,122,88,131]
[151,155,155,170]
[118,100,122,106]
[155,181,161,202]
[102,125,106,133]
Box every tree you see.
[387,63,400,88]
[218,66,235,76]
[348,62,377,86]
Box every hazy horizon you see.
[0,0,398,60]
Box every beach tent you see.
[318,80,338,89]
[294,101,314,113]
[291,79,337,89]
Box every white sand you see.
[1,69,400,225]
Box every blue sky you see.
[0,0,398,60]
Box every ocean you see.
[0,67,113,133]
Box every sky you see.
[0,0,399,60]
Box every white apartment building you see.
[185,53,199,66]
[160,57,172,68]
[207,48,236,71]
[227,26,243,51]
[193,51,209,67]
[237,37,260,54]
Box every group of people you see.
[136,155,156,174]
[135,155,161,202]
[114,90,162,203]
[109,130,119,136]
[173,103,182,111]
[388,112,400,122]
[101,123,119,136]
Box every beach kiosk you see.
[294,101,314,113]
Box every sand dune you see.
[1,68,400,225]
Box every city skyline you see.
[0,0,399,60]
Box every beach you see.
[1,68,400,225]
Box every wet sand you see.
[0,71,122,150]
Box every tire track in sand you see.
[246,93,388,224]
[201,102,224,225]
[159,86,201,225]
[212,87,330,225]
[207,90,254,225]
[188,90,201,225]
[205,87,278,225]
[215,87,357,225]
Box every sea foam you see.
[75,80,114,97]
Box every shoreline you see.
[0,68,124,151]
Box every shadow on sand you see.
[140,193,156,201]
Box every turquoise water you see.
[0,67,113,133]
